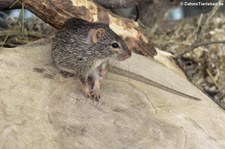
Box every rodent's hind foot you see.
[60,70,74,78]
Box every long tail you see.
[109,66,201,101]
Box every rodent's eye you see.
[111,42,119,48]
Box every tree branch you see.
[174,40,225,58]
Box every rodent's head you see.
[86,24,131,61]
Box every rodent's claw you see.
[82,86,91,98]
[92,94,100,101]
[90,89,101,101]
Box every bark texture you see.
[0,0,20,10]
[94,0,149,8]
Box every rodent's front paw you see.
[90,80,101,101]
[90,89,101,101]
[82,86,91,98]
[81,84,101,101]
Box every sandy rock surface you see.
[0,39,225,149]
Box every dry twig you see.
[174,40,225,58]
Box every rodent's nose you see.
[121,52,131,60]
[128,50,132,57]
[125,50,132,58]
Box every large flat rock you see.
[0,39,225,149]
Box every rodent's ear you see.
[86,28,106,44]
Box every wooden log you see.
[93,0,149,8]
[0,0,20,10]
[0,39,225,149]
[23,0,156,57]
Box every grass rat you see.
[52,18,201,101]
[52,18,131,100]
